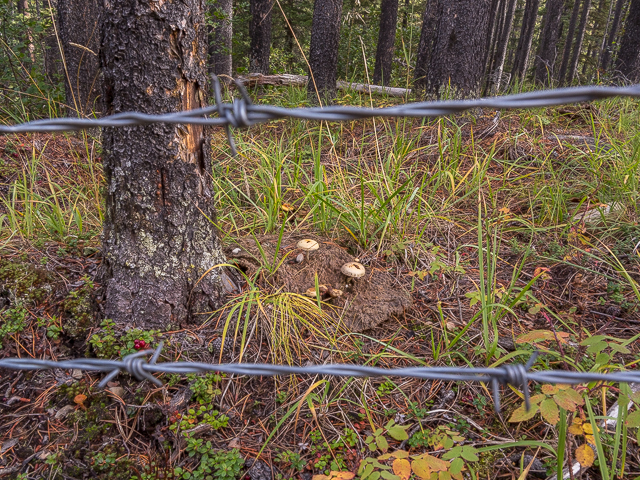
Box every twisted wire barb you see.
[1,345,639,413]
[1,78,639,155]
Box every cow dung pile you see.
[224,235,412,332]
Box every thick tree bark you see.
[489,0,517,91]
[558,0,583,84]
[534,0,566,84]
[373,0,399,85]
[512,0,540,82]
[208,0,233,78]
[413,0,440,91]
[57,0,101,116]
[566,0,592,82]
[425,0,492,98]
[614,0,640,82]
[249,0,273,74]
[307,0,343,104]
[99,0,230,329]
[600,0,626,71]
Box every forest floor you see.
[1,86,640,480]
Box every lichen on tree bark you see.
[98,0,229,329]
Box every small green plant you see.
[189,372,223,404]
[169,405,229,437]
[376,380,396,397]
[0,302,28,349]
[275,450,306,471]
[363,420,410,453]
[89,318,160,358]
[174,443,243,480]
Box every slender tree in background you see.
[57,0,102,115]
[512,0,540,82]
[566,0,592,82]
[373,0,398,85]
[99,0,231,328]
[414,0,440,91]
[424,0,492,97]
[489,0,517,91]
[558,0,583,84]
[208,0,233,78]
[308,0,343,103]
[250,0,273,74]
[614,0,640,81]
[600,0,627,71]
[17,0,26,13]
[486,0,506,79]
[534,0,566,84]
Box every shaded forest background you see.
[1,0,640,119]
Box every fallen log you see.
[236,73,412,98]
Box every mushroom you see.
[341,262,366,288]
[296,239,319,262]
[304,284,328,298]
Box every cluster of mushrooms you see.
[296,239,366,301]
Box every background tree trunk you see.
[17,0,27,13]
[534,0,566,84]
[99,0,229,329]
[208,0,233,78]
[425,0,491,98]
[482,0,502,83]
[57,0,102,116]
[600,0,626,71]
[489,0,517,92]
[307,0,343,104]
[614,0,640,81]
[373,0,398,85]
[250,0,273,74]
[558,0,583,84]
[512,0,540,82]
[413,0,440,91]
[566,0,592,82]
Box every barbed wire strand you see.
[1,76,639,155]
[2,344,640,413]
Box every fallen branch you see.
[236,73,412,98]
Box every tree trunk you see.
[413,0,440,91]
[17,0,27,13]
[482,0,502,83]
[558,0,583,84]
[487,0,506,77]
[489,0,518,91]
[425,0,492,98]
[250,0,273,74]
[566,0,592,82]
[373,0,399,85]
[57,0,102,116]
[614,0,640,82]
[600,0,626,71]
[208,0,233,78]
[512,0,540,82]
[99,0,230,329]
[308,0,343,104]
[534,0,566,84]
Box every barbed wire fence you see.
[1,78,640,414]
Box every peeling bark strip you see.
[99,0,228,329]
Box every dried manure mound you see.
[224,235,412,332]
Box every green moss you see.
[62,278,96,338]
[0,257,54,305]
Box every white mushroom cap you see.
[297,239,319,252]
[341,262,366,278]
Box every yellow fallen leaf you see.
[393,459,411,480]
[575,444,594,467]
[330,472,355,480]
